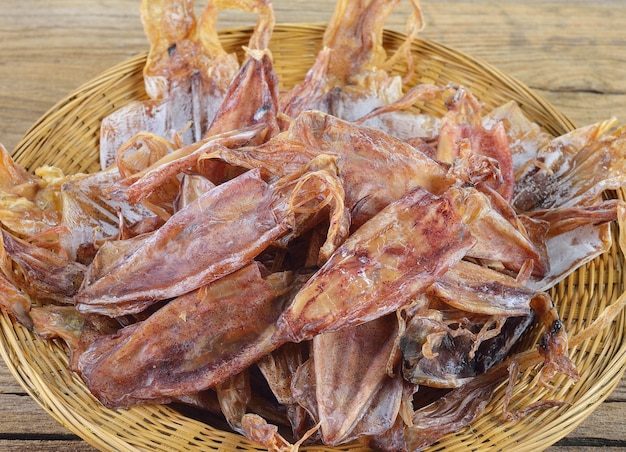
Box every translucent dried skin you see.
[257,342,306,406]
[482,100,554,177]
[524,201,620,291]
[100,0,237,167]
[0,229,86,304]
[120,126,263,204]
[201,123,318,180]
[274,186,476,343]
[112,133,183,220]
[285,63,443,146]
[241,414,296,452]
[100,101,167,170]
[202,0,277,137]
[279,47,332,121]
[427,260,535,317]
[216,370,252,434]
[0,272,34,329]
[0,189,60,241]
[513,123,626,212]
[77,264,287,408]
[0,144,160,265]
[32,307,277,452]
[436,88,515,201]
[311,315,403,445]
[445,186,549,277]
[528,200,622,239]
[279,0,423,123]
[175,172,215,211]
[353,83,453,141]
[205,111,455,228]
[59,166,158,260]
[75,168,292,316]
[145,0,275,106]
[222,379,299,440]
[270,154,350,264]
[0,146,64,239]
[323,0,398,85]
[100,0,275,168]
[279,0,398,119]
[400,307,533,388]
[28,305,120,372]
[256,342,314,438]
[323,69,406,128]
[296,113,451,229]
[173,390,222,416]
[200,46,280,183]
[204,49,280,144]
[404,367,504,451]
[30,306,85,351]
[0,143,41,198]
[77,157,349,317]
[326,0,422,81]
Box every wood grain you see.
[0,1,625,451]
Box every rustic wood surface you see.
[0,0,625,450]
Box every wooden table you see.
[0,1,624,450]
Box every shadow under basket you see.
[2,24,626,452]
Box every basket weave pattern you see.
[1,24,625,451]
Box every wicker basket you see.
[1,24,625,452]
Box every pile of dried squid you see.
[1,0,626,450]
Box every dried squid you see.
[0,144,60,238]
[274,186,477,343]
[75,154,348,317]
[279,0,437,143]
[99,0,274,168]
[77,263,288,407]
[72,184,475,410]
[202,109,455,229]
[292,315,405,446]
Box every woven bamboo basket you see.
[1,24,625,452]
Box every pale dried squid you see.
[99,0,275,168]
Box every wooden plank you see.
[417,2,626,128]
[0,392,76,436]
[420,1,626,78]
[0,0,145,152]
[552,377,626,448]
[0,365,24,393]
[558,400,626,442]
[536,91,626,129]
[0,440,96,452]
[611,375,626,401]
[552,447,626,452]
